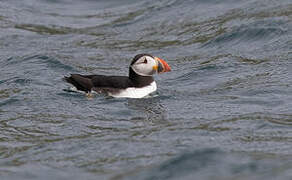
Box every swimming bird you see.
[63,54,171,98]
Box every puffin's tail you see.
[63,74,93,93]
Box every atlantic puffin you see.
[64,54,171,98]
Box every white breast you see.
[108,81,157,98]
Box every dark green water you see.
[0,0,292,179]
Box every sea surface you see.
[1,0,292,179]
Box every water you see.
[0,0,292,179]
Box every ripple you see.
[118,148,292,180]
[14,24,74,35]
[0,98,19,107]
[203,20,286,48]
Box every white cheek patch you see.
[131,57,157,76]
[131,64,153,76]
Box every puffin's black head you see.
[130,54,171,77]
[130,54,155,65]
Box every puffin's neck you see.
[129,67,154,87]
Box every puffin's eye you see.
[143,59,147,64]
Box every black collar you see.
[129,67,154,88]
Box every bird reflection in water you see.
[126,95,168,125]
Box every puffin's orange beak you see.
[153,57,171,74]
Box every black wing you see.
[63,74,132,93]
